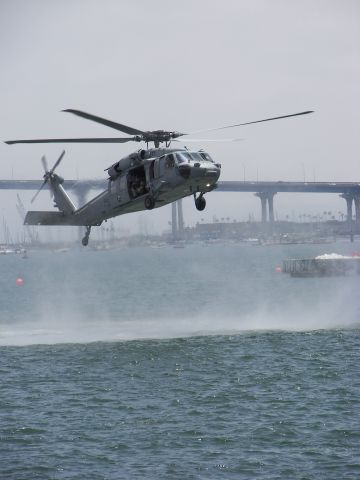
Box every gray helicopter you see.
[5,109,313,245]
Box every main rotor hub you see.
[142,130,183,147]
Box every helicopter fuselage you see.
[23,147,221,231]
[73,147,221,225]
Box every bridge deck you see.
[1,179,360,194]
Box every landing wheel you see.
[145,195,155,210]
[195,195,206,211]
[82,226,91,247]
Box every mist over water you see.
[1,242,359,346]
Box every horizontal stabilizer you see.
[24,211,89,226]
[25,211,69,226]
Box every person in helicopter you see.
[129,173,146,198]
[136,178,146,196]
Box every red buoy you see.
[16,277,24,286]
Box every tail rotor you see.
[31,150,65,204]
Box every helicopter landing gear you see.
[82,226,91,246]
[144,195,155,210]
[194,193,206,211]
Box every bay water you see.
[0,242,359,479]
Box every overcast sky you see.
[0,0,359,238]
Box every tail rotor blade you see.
[41,155,48,173]
[50,150,65,174]
[31,179,48,204]
[32,151,64,204]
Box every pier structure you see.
[283,255,360,277]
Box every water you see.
[1,242,360,479]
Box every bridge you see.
[217,181,360,225]
[1,179,360,227]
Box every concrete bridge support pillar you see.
[177,200,184,238]
[73,190,88,243]
[255,192,277,232]
[354,195,360,231]
[73,191,88,210]
[268,193,276,225]
[255,192,268,223]
[340,193,353,225]
[171,200,184,240]
[172,202,178,240]
[267,192,276,235]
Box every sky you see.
[0,0,359,239]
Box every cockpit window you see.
[188,153,204,163]
[175,151,214,163]
[199,152,214,162]
[176,152,189,164]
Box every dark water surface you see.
[1,243,359,479]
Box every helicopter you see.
[5,109,313,246]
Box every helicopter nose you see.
[190,163,220,179]
[178,162,220,181]
[178,164,191,179]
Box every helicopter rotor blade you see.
[173,138,243,143]
[62,109,145,136]
[5,109,313,147]
[5,137,139,145]
[186,110,314,136]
